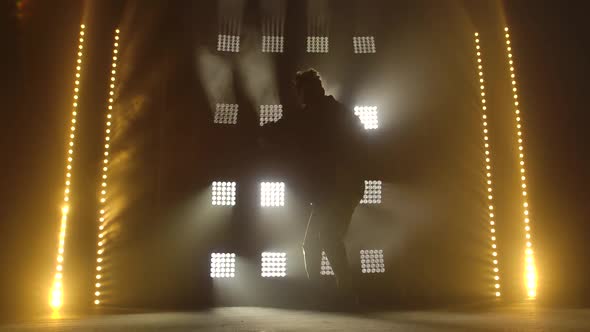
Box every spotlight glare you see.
[360,249,385,274]
[306,36,329,53]
[353,106,379,130]
[260,182,285,207]
[210,253,236,278]
[360,180,382,204]
[262,35,284,53]
[217,34,240,52]
[353,36,376,54]
[211,181,236,206]
[320,251,335,276]
[261,252,287,277]
[214,103,239,125]
[259,105,283,126]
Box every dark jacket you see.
[261,95,368,203]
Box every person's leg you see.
[302,208,322,281]
[319,201,356,290]
[318,195,362,310]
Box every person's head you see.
[294,68,325,107]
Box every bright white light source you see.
[214,103,239,124]
[306,36,329,53]
[354,106,378,130]
[210,253,236,278]
[353,36,376,54]
[259,104,283,126]
[360,180,382,204]
[217,34,240,52]
[261,252,287,277]
[260,182,285,207]
[211,181,236,206]
[262,35,284,53]
[360,249,385,274]
[320,251,334,276]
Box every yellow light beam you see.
[50,23,86,311]
[473,32,502,298]
[503,27,537,299]
[94,27,121,306]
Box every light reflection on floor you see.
[3,304,590,331]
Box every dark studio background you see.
[0,0,588,320]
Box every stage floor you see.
[2,304,590,331]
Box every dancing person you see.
[259,69,368,300]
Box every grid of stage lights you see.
[474,33,502,297]
[353,106,379,130]
[353,36,376,54]
[49,23,86,311]
[260,182,285,207]
[320,251,335,276]
[217,34,240,52]
[259,104,283,126]
[306,36,329,53]
[360,180,382,204]
[94,28,120,306]
[360,249,385,274]
[210,253,236,278]
[503,27,537,299]
[214,103,238,124]
[261,252,287,277]
[262,35,284,53]
[211,181,236,206]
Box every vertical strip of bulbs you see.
[503,27,537,299]
[474,33,501,297]
[94,28,120,306]
[50,24,86,311]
